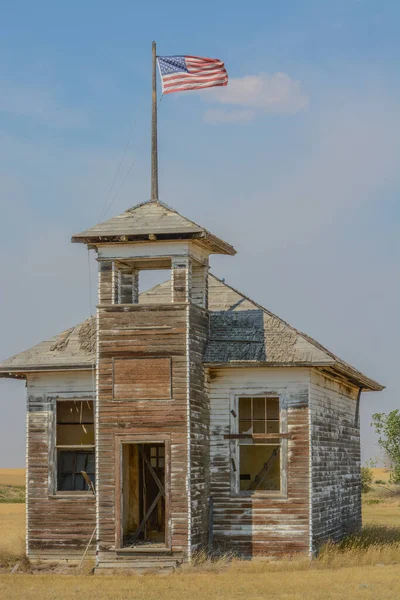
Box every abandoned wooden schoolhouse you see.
[0,200,383,570]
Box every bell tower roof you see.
[71,200,236,255]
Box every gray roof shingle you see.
[0,274,383,391]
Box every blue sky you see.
[0,0,399,466]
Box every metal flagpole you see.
[151,41,158,201]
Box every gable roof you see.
[71,200,236,255]
[0,274,383,391]
[0,318,96,375]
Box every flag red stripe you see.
[163,80,228,94]
[184,55,222,63]
[163,76,228,90]
[163,78,228,91]
[186,59,224,67]
[162,71,227,85]
[162,69,226,81]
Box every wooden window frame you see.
[228,392,288,498]
[48,397,95,497]
[57,449,95,492]
[114,433,172,552]
[112,356,173,401]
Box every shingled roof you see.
[71,200,236,255]
[0,274,383,391]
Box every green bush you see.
[363,498,382,505]
[361,465,374,493]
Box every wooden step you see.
[95,558,181,572]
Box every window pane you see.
[239,445,280,492]
[253,421,265,434]
[74,474,85,491]
[267,398,279,421]
[58,451,75,474]
[253,397,265,420]
[239,420,252,434]
[267,421,280,433]
[57,401,94,424]
[239,397,251,420]
[58,474,73,491]
[76,452,88,472]
[86,452,95,473]
[57,450,95,491]
[150,447,157,457]
[57,400,94,446]
[57,423,94,446]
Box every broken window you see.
[57,450,95,492]
[234,397,281,493]
[56,400,95,492]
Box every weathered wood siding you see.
[112,357,172,400]
[309,370,361,548]
[188,307,210,551]
[25,371,96,561]
[209,367,310,557]
[96,300,191,564]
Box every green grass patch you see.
[0,485,25,504]
[363,497,383,505]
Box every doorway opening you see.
[122,443,166,547]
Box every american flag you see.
[157,55,228,95]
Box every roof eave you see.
[203,360,335,368]
[202,359,384,391]
[0,364,93,379]
[329,363,385,392]
[71,230,236,256]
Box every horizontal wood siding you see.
[209,367,310,557]
[26,371,96,561]
[310,370,361,548]
[188,306,210,551]
[96,302,190,564]
[113,357,171,399]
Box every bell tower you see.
[72,200,235,565]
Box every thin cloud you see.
[201,72,309,122]
[203,108,255,123]
[0,82,86,128]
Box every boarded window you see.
[113,358,171,400]
[56,400,95,492]
[236,397,281,493]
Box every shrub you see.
[361,465,374,493]
[372,411,400,484]
[363,498,382,505]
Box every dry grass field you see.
[0,469,25,487]
[0,504,25,555]
[0,468,399,599]
[1,564,400,600]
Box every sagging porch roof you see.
[0,274,384,391]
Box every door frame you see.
[114,433,171,550]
